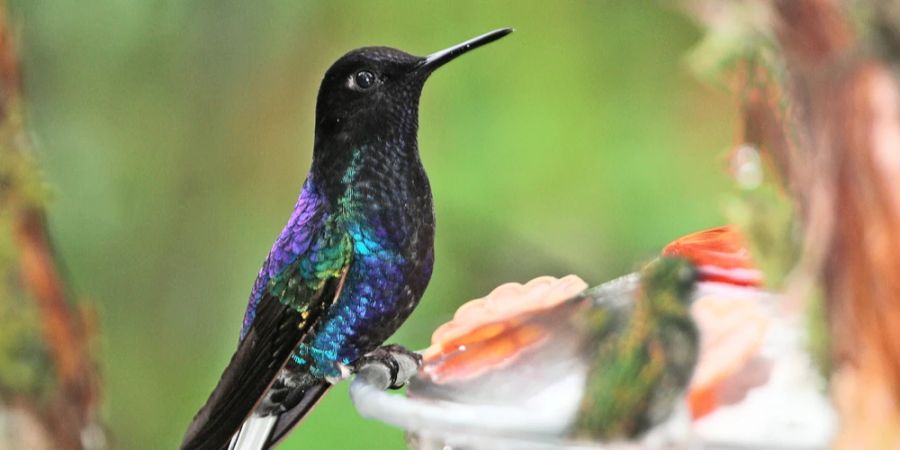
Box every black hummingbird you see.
[180,28,513,450]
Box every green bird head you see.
[641,256,699,311]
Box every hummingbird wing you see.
[254,380,331,448]
[182,181,352,450]
[181,285,338,450]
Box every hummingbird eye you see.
[348,70,377,91]
[676,263,697,290]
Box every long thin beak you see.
[416,28,513,73]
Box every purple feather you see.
[241,179,322,339]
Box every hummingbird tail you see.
[265,380,331,449]
[226,379,330,450]
[227,415,276,450]
[180,295,315,450]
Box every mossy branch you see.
[0,3,105,449]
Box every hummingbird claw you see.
[354,344,422,390]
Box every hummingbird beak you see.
[416,28,513,73]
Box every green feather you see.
[573,257,699,440]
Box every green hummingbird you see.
[572,256,698,440]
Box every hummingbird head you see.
[312,28,512,155]
[640,257,699,309]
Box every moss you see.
[0,123,50,212]
[0,94,54,399]
[0,290,54,397]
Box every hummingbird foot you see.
[353,344,422,390]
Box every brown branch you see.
[769,5,900,445]
[0,2,104,449]
[11,209,101,449]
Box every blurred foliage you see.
[806,285,832,382]
[723,167,798,289]
[683,1,776,85]
[0,104,54,399]
[9,1,735,449]
[0,288,51,397]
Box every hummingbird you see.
[351,227,770,447]
[180,28,513,450]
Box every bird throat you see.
[314,132,426,213]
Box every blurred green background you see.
[12,1,734,448]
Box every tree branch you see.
[0,2,105,448]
